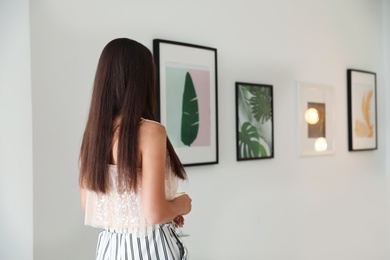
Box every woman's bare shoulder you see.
[140,118,164,127]
[139,119,166,153]
[139,119,166,137]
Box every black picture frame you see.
[347,69,377,151]
[235,82,274,161]
[153,39,218,166]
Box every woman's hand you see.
[173,215,184,228]
[174,193,192,216]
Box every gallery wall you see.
[385,2,390,172]
[384,1,390,257]
[28,0,389,259]
[0,0,33,259]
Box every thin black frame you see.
[153,39,218,166]
[235,82,274,161]
[347,69,378,151]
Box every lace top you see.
[84,161,178,236]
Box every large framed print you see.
[153,39,218,166]
[347,69,377,151]
[235,82,274,161]
[297,83,335,156]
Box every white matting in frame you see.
[153,39,218,166]
[297,82,335,156]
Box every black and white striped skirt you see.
[96,223,187,260]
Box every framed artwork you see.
[153,39,218,166]
[235,82,274,161]
[297,83,335,156]
[347,69,377,151]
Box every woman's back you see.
[80,38,191,259]
[84,119,179,235]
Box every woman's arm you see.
[140,121,192,224]
[80,187,86,212]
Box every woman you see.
[79,38,192,260]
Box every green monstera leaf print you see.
[247,87,272,124]
[239,122,267,159]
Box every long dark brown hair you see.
[79,38,186,193]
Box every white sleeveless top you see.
[84,120,179,236]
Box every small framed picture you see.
[235,82,274,161]
[153,39,218,166]
[347,69,377,151]
[297,83,335,156]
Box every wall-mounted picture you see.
[297,83,335,156]
[347,69,377,151]
[235,82,274,161]
[153,39,218,166]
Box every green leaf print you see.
[181,72,199,146]
[239,122,265,159]
[247,87,272,124]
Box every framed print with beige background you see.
[347,69,377,151]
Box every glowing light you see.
[305,108,319,124]
[314,137,328,152]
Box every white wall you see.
[0,0,33,259]
[385,1,390,171]
[384,0,390,257]
[30,1,389,259]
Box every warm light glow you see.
[305,108,319,124]
[314,137,328,152]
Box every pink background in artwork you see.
[189,69,211,146]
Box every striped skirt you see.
[96,223,188,260]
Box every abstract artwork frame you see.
[347,69,377,151]
[297,83,335,156]
[235,82,274,161]
[153,39,218,166]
